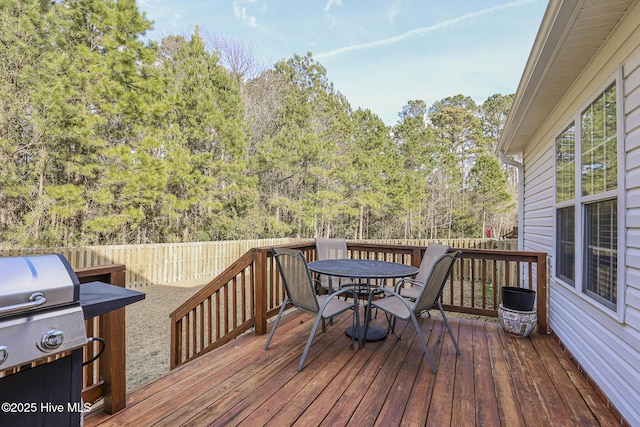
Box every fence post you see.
[254,249,268,335]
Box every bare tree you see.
[242,70,287,149]
[200,30,264,82]
[198,30,283,149]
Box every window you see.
[555,125,576,284]
[555,124,575,203]
[556,206,575,285]
[584,199,617,309]
[554,83,618,310]
[581,85,617,197]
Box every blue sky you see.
[138,0,548,125]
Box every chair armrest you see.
[394,278,424,293]
[368,287,415,314]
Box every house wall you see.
[521,3,640,425]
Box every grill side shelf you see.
[80,282,145,320]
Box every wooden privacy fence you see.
[0,239,306,287]
[1,238,515,288]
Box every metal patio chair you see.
[315,238,382,310]
[315,238,350,293]
[369,251,462,374]
[394,243,450,301]
[265,248,358,371]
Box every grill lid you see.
[0,254,79,317]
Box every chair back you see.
[413,251,461,314]
[271,248,319,314]
[414,243,450,284]
[315,238,349,291]
[315,238,349,260]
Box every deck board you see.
[215,317,352,426]
[373,320,421,427]
[246,316,355,427]
[85,310,620,427]
[503,324,553,423]
[485,321,526,427]
[452,318,475,427]
[548,335,617,427]
[427,319,458,426]
[346,325,410,426]
[397,318,440,426]
[530,332,600,427]
[472,321,501,427]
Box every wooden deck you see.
[85,310,618,426]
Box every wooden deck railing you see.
[169,251,257,369]
[170,241,548,369]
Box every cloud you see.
[324,0,343,28]
[316,0,536,59]
[386,7,399,24]
[324,0,343,12]
[233,0,258,28]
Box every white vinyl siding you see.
[523,142,556,253]
[625,45,640,334]
[521,17,640,425]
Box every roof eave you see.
[498,0,575,155]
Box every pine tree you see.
[467,154,515,238]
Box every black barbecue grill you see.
[0,254,88,371]
[0,254,144,426]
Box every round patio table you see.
[308,259,418,344]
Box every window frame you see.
[583,198,618,310]
[554,122,576,287]
[556,205,575,286]
[553,68,625,322]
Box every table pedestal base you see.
[345,325,387,342]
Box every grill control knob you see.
[0,346,7,365]
[39,330,64,351]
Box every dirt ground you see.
[125,280,206,391]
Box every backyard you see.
[125,280,206,391]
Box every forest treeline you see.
[0,0,516,247]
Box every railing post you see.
[98,268,127,414]
[411,247,422,269]
[75,265,127,415]
[254,249,268,335]
[536,253,549,334]
[169,313,180,370]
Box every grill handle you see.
[0,292,46,316]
